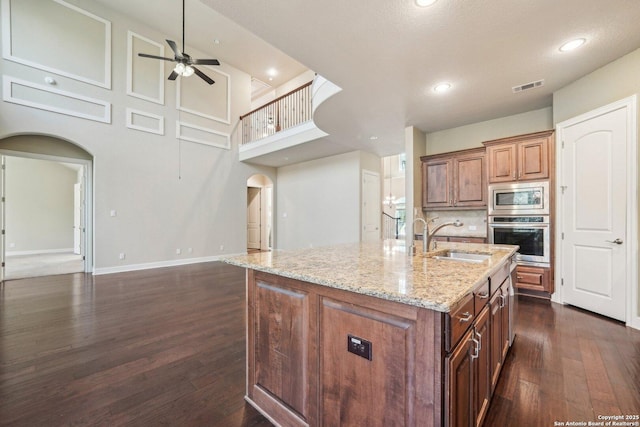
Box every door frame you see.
[0,149,94,276]
[554,95,638,329]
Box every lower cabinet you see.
[446,305,490,427]
[490,277,510,392]
[247,263,512,427]
[516,265,553,293]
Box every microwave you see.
[488,181,549,216]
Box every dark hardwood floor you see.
[1,262,639,426]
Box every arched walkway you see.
[0,134,94,280]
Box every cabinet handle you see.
[499,294,506,309]
[471,337,480,359]
[475,330,482,351]
[516,276,522,280]
[477,291,489,299]
[458,312,473,323]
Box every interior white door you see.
[559,104,629,321]
[73,182,81,255]
[247,187,261,250]
[1,156,5,282]
[362,170,381,242]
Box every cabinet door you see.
[446,328,475,427]
[518,136,549,180]
[500,283,511,362]
[474,306,491,427]
[320,298,415,426]
[486,143,517,183]
[423,158,453,208]
[250,277,314,424]
[454,153,486,207]
[489,290,503,392]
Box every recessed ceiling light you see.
[415,0,437,6]
[213,39,220,45]
[433,82,452,93]
[559,38,586,52]
[369,136,379,141]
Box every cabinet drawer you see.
[474,280,490,316]
[446,293,475,352]
[515,265,551,292]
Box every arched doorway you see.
[247,174,273,253]
[0,134,93,281]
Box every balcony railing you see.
[240,80,313,145]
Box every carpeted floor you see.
[4,252,84,280]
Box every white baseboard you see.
[6,248,75,256]
[93,253,246,276]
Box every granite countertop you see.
[224,240,518,313]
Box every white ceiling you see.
[98,0,640,157]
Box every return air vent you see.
[512,79,544,93]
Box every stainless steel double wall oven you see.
[488,181,550,267]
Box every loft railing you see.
[240,80,313,145]
[382,212,402,240]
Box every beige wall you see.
[426,107,553,155]
[5,157,77,254]
[276,151,361,250]
[553,47,640,318]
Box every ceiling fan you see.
[138,0,220,85]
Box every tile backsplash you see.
[421,210,487,238]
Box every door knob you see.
[605,238,623,245]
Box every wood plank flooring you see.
[1,262,639,426]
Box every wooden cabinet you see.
[421,147,487,209]
[246,255,513,427]
[445,305,490,427]
[483,130,554,183]
[516,265,553,293]
[473,306,491,427]
[247,269,445,426]
[489,276,511,393]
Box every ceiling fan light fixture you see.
[183,65,195,77]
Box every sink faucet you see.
[412,217,428,253]
[426,219,464,252]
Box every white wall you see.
[276,151,378,250]
[5,157,76,254]
[0,0,276,272]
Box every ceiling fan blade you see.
[166,39,182,58]
[192,59,220,66]
[138,53,176,62]
[168,70,179,81]
[192,66,215,85]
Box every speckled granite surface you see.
[224,240,517,313]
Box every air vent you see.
[512,79,544,93]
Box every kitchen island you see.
[225,240,518,427]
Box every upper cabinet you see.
[483,130,554,183]
[421,147,487,210]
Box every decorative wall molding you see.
[176,120,230,149]
[126,31,164,104]
[1,0,112,89]
[176,66,231,124]
[126,108,164,135]
[3,75,111,123]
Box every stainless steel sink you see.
[431,251,492,263]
